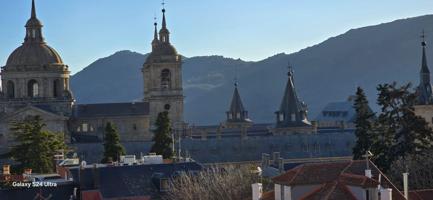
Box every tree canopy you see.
[150,111,173,159]
[9,115,67,173]
[102,122,126,163]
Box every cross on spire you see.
[422,29,427,46]
[287,61,294,76]
[162,0,166,10]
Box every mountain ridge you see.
[71,14,433,125]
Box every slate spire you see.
[417,31,433,105]
[275,63,310,128]
[159,3,170,44]
[31,0,37,19]
[152,17,159,50]
[226,81,251,123]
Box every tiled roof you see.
[73,102,149,118]
[271,160,407,200]
[260,190,275,200]
[300,181,358,200]
[409,189,433,200]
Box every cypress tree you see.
[352,87,376,160]
[9,115,67,173]
[150,111,173,159]
[102,122,126,163]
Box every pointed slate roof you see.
[417,35,433,105]
[230,84,245,113]
[226,82,251,123]
[275,66,310,127]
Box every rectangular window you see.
[291,114,296,122]
[279,113,284,121]
[82,123,88,132]
[236,112,241,118]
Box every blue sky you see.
[1,0,433,74]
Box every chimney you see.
[403,172,409,200]
[278,158,284,173]
[261,153,270,168]
[24,168,32,175]
[365,169,372,178]
[251,183,263,200]
[273,152,280,165]
[2,165,10,175]
[380,188,392,200]
[92,164,99,189]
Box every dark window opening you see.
[27,80,39,98]
[161,69,171,89]
[53,79,60,97]
[6,81,14,98]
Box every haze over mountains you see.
[71,15,433,125]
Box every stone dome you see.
[6,43,63,67]
[145,44,178,64]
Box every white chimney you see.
[380,188,392,200]
[403,172,409,200]
[365,169,372,178]
[275,184,281,200]
[252,183,263,200]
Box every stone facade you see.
[70,103,151,142]
[414,105,433,128]
[0,1,157,149]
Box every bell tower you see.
[142,7,184,126]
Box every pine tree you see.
[374,82,433,171]
[352,87,376,160]
[9,116,67,173]
[102,122,126,163]
[150,111,173,159]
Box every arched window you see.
[6,81,15,98]
[27,80,39,97]
[161,69,171,89]
[53,79,60,97]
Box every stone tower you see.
[273,64,312,134]
[0,0,74,116]
[142,8,184,126]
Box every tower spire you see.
[31,0,37,19]
[417,30,433,105]
[226,80,251,123]
[153,17,158,41]
[25,0,44,43]
[162,0,167,29]
[275,62,310,128]
[421,30,429,74]
[159,0,170,43]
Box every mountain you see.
[71,15,433,125]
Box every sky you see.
[1,0,433,74]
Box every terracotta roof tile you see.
[409,189,433,200]
[271,160,408,200]
[260,190,275,200]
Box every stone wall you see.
[72,131,355,164]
